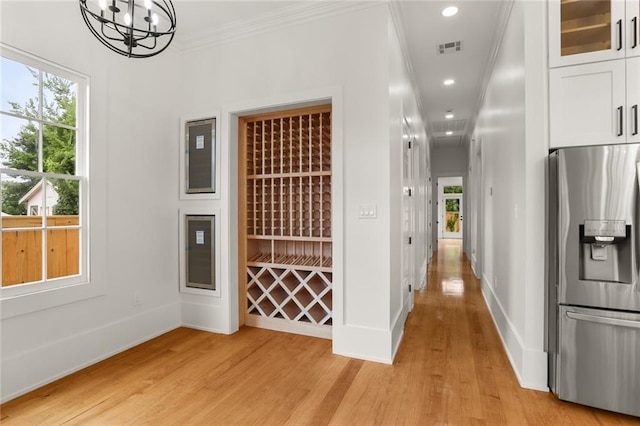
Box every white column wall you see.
[0,2,182,402]
[471,0,547,390]
[178,5,401,363]
[388,14,430,356]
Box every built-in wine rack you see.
[239,106,332,338]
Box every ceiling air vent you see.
[433,119,467,133]
[437,41,462,54]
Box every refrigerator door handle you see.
[566,311,640,329]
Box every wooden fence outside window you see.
[2,216,79,286]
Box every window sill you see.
[1,280,105,319]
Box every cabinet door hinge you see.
[408,236,412,244]
[409,284,412,292]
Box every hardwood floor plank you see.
[2,239,639,425]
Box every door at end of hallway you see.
[437,177,463,240]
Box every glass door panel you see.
[442,195,462,239]
[561,0,612,57]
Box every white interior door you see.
[402,118,415,309]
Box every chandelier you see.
[79,0,176,58]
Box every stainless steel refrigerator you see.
[548,143,640,417]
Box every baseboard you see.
[333,323,393,364]
[1,301,181,403]
[418,259,428,290]
[181,299,230,334]
[480,275,548,391]
[470,254,478,278]
[391,304,408,361]
[244,315,332,339]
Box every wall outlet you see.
[133,292,141,306]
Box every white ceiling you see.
[172,1,508,149]
[394,1,507,148]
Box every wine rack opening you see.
[239,105,332,338]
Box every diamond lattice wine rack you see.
[239,105,332,338]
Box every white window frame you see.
[0,44,92,314]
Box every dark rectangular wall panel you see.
[186,215,215,290]
[186,119,215,193]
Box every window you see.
[1,45,88,298]
[443,185,463,194]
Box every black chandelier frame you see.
[79,0,176,59]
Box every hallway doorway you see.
[437,176,463,240]
[442,194,462,239]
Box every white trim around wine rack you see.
[221,85,344,342]
[246,315,332,340]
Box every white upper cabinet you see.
[627,0,640,57]
[549,59,627,147]
[627,57,640,142]
[549,0,632,67]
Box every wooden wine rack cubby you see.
[239,105,332,337]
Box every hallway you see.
[387,239,638,424]
[1,240,638,425]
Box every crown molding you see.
[468,0,515,146]
[176,1,381,53]
[388,1,427,140]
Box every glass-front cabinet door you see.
[549,0,627,67]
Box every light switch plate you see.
[359,204,377,219]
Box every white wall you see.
[470,0,547,390]
[388,12,430,354]
[468,137,483,277]
[431,146,468,175]
[0,1,182,402]
[178,4,424,363]
[430,145,467,251]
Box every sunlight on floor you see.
[437,239,465,296]
[442,278,464,296]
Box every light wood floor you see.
[2,239,639,425]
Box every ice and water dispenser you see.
[579,219,632,284]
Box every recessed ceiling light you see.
[443,79,455,86]
[442,6,459,17]
[445,112,454,119]
[446,131,453,136]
